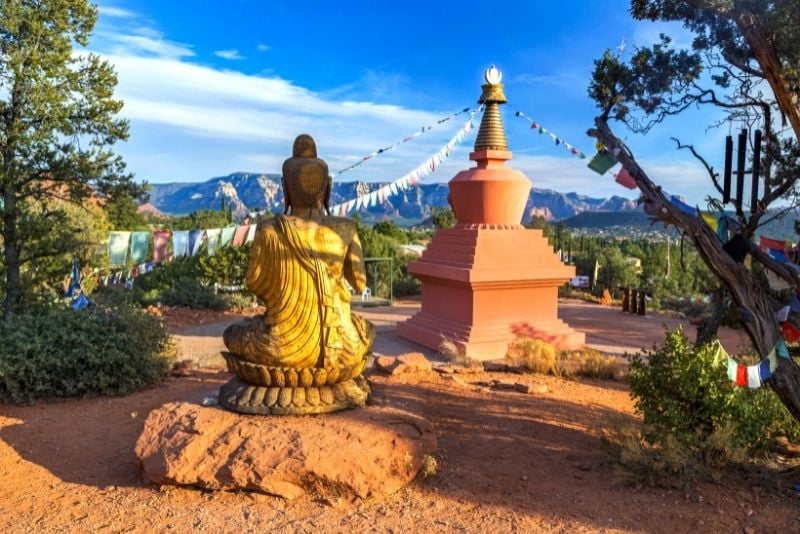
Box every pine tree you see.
[0,0,140,318]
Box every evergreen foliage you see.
[628,328,800,453]
[0,0,142,318]
[0,298,174,404]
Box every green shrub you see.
[628,327,800,455]
[152,278,228,310]
[125,245,252,310]
[0,300,175,404]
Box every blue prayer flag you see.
[670,196,696,216]
[758,358,772,383]
[768,248,791,264]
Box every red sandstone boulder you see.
[374,353,433,375]
[134,402,436,500]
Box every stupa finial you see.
[474,65,508,151]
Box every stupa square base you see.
[398,227,585,361]
[398,299,586,361]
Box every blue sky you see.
[89,1,730,204]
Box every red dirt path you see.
[0,304,798,533]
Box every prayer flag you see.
[670,196,696,216]
[614,168,637,189]
[700,213,718,232]
[587,151,617,175]
[747,364,761,388]
[759,236,786,252]
[206,229,221,256]
[735,364,747,387]
[153,230,171,263]
[220,226,236,248]
[776,305,791,322]
[768,248,791,264]
[189,230,205,256]
[716,215,728,242]
[172,231,190,258]
[791,294,800,313]
[129,231,151,265]
[108,231,131,266]
[232,225,249,247]
[71,293,90,311]
[781,321,800,343]
[777,339,790,359]
[758,358,772,383]
[66,257,81,298]
[726,358,737,382]
[246,224,257,243]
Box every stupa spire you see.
[473,65,508,152]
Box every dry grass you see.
[505,338,625,380]
[593,413,749,486]
[417,455,438,480]
[506,338,560,376]
[560,348,626,380]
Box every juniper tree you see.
[0,0,140,318]
[588,0,800,418]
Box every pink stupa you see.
[397,66,585,360]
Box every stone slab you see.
[134,402,436,500]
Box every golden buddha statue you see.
[220,134,375,415]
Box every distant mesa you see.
[146,172,638,224]
[136,202,167,219]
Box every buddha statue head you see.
[281,134,331,217]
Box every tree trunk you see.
[2,187,20,320]
[695,288,726,346]
[733,10,800,140]
[591,117,800,421]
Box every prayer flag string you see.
[512,109,588,159]
[329,107,481,214]
[331,106,476,177]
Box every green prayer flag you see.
[108,231,131,266]
[129,231,151,264]
[220,226,236,248]
[206,228,221,256]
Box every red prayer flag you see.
[782,321,800,343]
[153,230,171,263]
[735,364,748,387]
[232,225,249,247]
[759,236,786,253]
[615,168,637,189]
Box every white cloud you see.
[108,34,194,59]
[214,49,244,61]
[98,5,136,19]
[94,16,716,205]
[90,29,461,184]
[256,44,271,52]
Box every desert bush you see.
[506,338,559,375]
[561,348,625,379]
[628,327,800,455]
[506,340,623,379]
[0,300,175,404]
[595,413,744,484]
